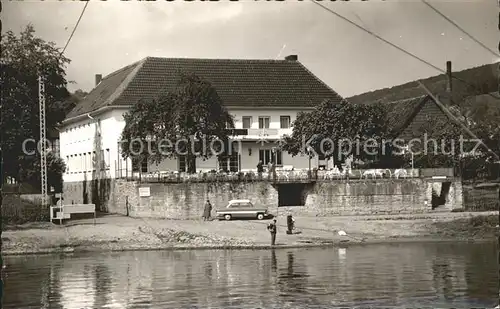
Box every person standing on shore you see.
[257,161,263,173]
[202,199,212,221]
[267,219,277,246]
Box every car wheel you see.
[224,214,232,221]
[257,213,264,220]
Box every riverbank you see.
[2,211,498,255]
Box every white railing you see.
[247,128,279,136]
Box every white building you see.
[60,55,345,183]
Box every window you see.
[132,158,139,172]
[178,156,186,172]
[259,149,283,166]
[87,152,92,171]
[258,117,270,129]
[218,156,228,172]
[92,151,97,171]
[66,156,70,173]
[132,157,148,173]
[141,160,148,173]
[242,116,252,129]
[318,153,326,169]
[218,154,239,172]
[280,116,291,129]
[229,154,239,172]
[230,201,251,208]
[105,149,110,169]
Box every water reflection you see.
[2,242,498,308]
[93,264,112,308]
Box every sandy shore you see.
[2,211,498,255]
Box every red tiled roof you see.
[65,57,344,120]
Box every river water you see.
[2,242,498,308]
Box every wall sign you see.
[138,187,151,197]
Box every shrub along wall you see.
[2,193,51,224]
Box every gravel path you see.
[2,211,497,255]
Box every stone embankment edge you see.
[2,237,495,257]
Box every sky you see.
[4,0,499,98]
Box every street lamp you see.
[306,146,313,179]
[403,145,414,175]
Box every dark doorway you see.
[277,183,308,206]
[431,181,452,210]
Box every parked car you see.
[216,199,269,221]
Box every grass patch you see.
[431,215,499,239]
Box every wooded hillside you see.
[347,62,498,104]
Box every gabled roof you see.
[65,56,344,122]
[383,94,479,141]
[370,95,430,137]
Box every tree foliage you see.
[18,152,67,193]
[281,99,390,166]
[121,73,234,173]
[61,89,88,117]
[1,25,70,189]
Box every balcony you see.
[247,128,279,136]
[226,128,293,141]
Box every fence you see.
[115,167,450,183]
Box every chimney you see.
[95,74,102,86]
[285,55,298,61]
[446,61,452,93]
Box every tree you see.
[121,73,234,174]
[61,89,88,117]
[1,25,70,190]
[18,152,67,193]
[282,99,390,167]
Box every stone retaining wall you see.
[64,178,463,219]
[462,184,499,211]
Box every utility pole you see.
[39,76,48,205]
[497,3,500,306]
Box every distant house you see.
[384,95,454,142]
[375,92,500,145]
[349,60,498,133]
[351,61,499,150]
[60,55,345,183]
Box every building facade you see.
[61,55,345,183]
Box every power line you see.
[309,0,500,100]
[60,1,89,56]
[310,0,443,73]
[421,0,499,58]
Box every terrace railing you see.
[116,167,453,183]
